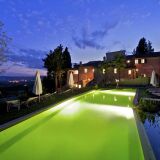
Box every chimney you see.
[80,61,82,66]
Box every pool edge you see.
[0,90,94,132]
[133,110,156,160]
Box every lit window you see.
[103,69,105,74]
[136,68,139,72]
[144,74,146,77]
[84,68,88,73]
[114,68,117,74]
[141,59,145,63]
[128,70,132,75]
[74,70,78,74]
[127,60,130,63]
[92,69,95,72]
[135,59,138,64]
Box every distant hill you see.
[0,76,44,82]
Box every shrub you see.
[139,99,159,113]
[119,77,149,86]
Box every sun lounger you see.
[142,97,160,104]
[6,99,20,112]
[21,97,38,107]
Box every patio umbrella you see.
[68,72,74,88]
[33,70,43,102]
[150,70,158,87]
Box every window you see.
[127,60,130,63]
[136,68,139,72]
[84,68,88,73]
[144,74,146,77]
[141,59,145,64]
[128,70,132,75]
[102,69,105,74]
[135,59,138,64]
[92,69,95,73]
[114,68,117,74]
[74,70,78,74]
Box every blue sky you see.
[0,0,160,76]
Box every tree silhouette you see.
[134,37,154,56]
[43,45,72,92]
[147,40,154,54]
[113,54,126,81]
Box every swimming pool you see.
[0,89,144,160]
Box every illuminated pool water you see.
[0,89,144,160]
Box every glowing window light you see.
[93,69,95,72]
[135,59,138,64]
[127,60,130,63]
[128,70,132,75]
[144,74,146,77]
[78,84,82,88]
[75,84,78,87]
[114,68,117,74]
[74,70,78,74]
[141,59,145,64]
[84,68,88,73]
[136,68,139,72]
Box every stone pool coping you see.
[133,110,156,160]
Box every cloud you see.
[0,62,47,76]
[72,21,118,50]
[6,48,47,69]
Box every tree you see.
[132,49,136,55]
[101,60,113,83]
[63,47,71,69]
[0,21,11,71]
[147,41,154,54]
[43,45,72,92]
[62,47,72,85]
[133,37,154,56]
[113,54,126,81]
[135,37,148,56]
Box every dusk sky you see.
[0,0,160,76]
